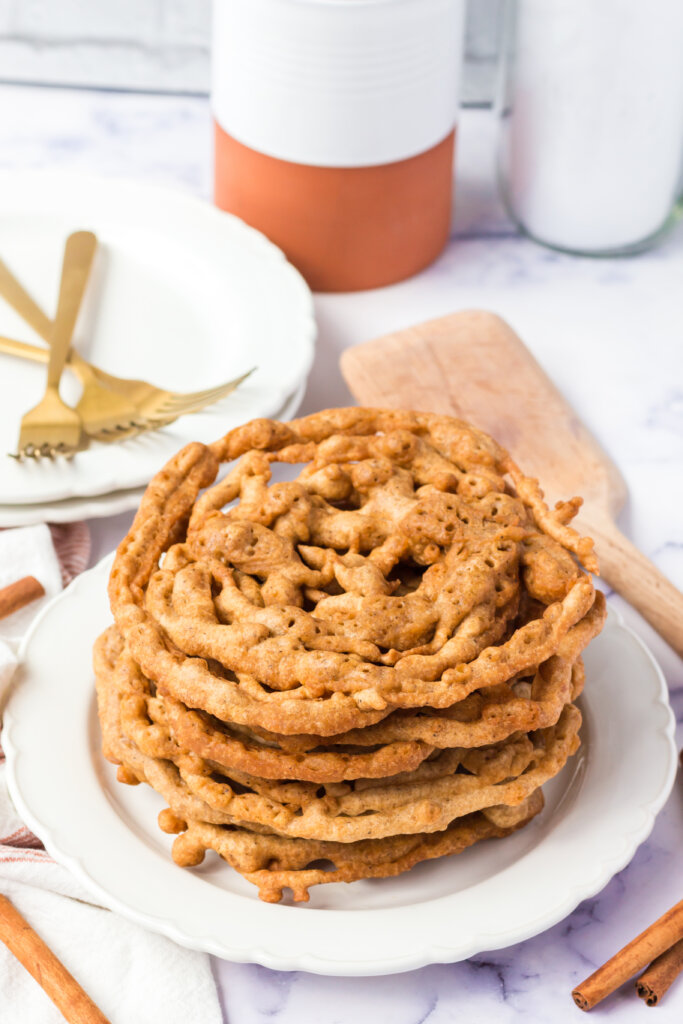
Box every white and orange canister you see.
[212,0,466,292]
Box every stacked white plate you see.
[4,574,677,973]
[0,172,316,526]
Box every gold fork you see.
[0,248,146,439]
[0,336,174,442]
[0,256,253,438]
[11,232,96,459]
[0,335,252,438]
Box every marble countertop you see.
[3,83,682,1023]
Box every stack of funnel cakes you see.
[96,408,605,903]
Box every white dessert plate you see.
[0,380,308,527]
[3,559,676,976]
[0,171,315,505]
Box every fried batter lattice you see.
[97,408,602,901]
[167,794,545,904]
[154,597,602,779]
[96,627,579,843]
[108,408,598,735]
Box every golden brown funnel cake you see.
[97,408,604,902]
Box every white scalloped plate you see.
[0,380,308,527]
[3,559,676,976]
[0,171,315,505]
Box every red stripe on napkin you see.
[49,521,91,586]
[2,826,44,849]
[0,520,91,863]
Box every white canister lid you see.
[212,0,466,168]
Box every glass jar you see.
[496,0,683,256]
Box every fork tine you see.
[159,387,239,410]
[145,371,254,417]
[147,393,238,418]
[162,369,254,405]
[89,419,152,438]
[151,391,237,415]
[151,370,254,412]
[88,418,177,444]
[9,440,83,461]
[9,370,248,442]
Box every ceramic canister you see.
[212,0,466,292]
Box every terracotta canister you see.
[212,0,466,292]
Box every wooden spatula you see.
[341,309,683,659]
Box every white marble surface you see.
[3,83,683,1022]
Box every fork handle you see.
[0,336,120,405]
[0,259,53,339]
[47,232,97,389]
[0,334,97,395]
[0,335,49,364]
[0,245,94,375]
[0,333,92,376]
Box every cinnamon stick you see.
[0,576,45,620]
[572,900,683,1011]
[0,894,110,1023]
[636,937,683,1006]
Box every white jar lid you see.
[212,0,465,167]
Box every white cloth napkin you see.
[0,525,64,690]
[0,525,222,1024]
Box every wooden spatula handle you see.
[0,894,110,1024]
[582,515,683,658]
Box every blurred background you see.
[0,0,501,102]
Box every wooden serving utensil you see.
[341,309,683,658]
[0,894,110,1023]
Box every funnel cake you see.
[97,407,605,902]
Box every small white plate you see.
[0,171,315,505]
[3,558,676,976]
[0,381,307,527]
